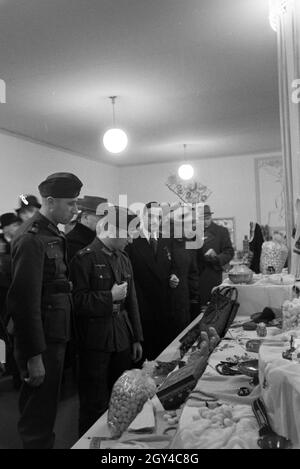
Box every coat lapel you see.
[133,237,164,280]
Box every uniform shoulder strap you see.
[28,221,40,235]
[78,246,93,257]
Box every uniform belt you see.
[43,280,73,295]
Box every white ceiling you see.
[0,0,280,166]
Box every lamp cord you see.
[110,96,117,127]
[183,143,187,162]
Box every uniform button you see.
[48,305,53,310]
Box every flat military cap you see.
[0,212,21,229]
[78,195,108,213]
[38,172,83,198]
[16,194,41,212]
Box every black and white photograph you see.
[0,0,300,452]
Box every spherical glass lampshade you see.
[178,163,194,180]
[103,128,128,153]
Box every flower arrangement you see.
[165,174,212,204]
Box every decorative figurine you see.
[256,322,267,337]
[282,334,296,360]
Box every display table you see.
[72,313,204,449]
[220,276,294,317]
[72,315,265,450]
[71,269,300,451]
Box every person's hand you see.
[169,274,180,289]
[23,354,45,387]
[208,327,220,352]
[132,342,143,363]
[111,282,128,302]
[204,248,217,258]
[198,331,210,360]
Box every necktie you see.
[150,236,158,257]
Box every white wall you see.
[0,131,282,251]
[118,153,281,250]
[0,132,119,214]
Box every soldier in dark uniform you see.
[65,196,107,373]
[7,172,83,449]
[66,195,107,260]
[70,205,143,436]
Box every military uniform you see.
[70,237,143,436]
[66,195,107,261]
[66,222,95,261]
[7,172,82,449]
[7,212,72,448]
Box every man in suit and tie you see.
[126,202,179,360]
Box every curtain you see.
[273,0,300,268]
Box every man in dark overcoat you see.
[197,205,234,306]
[126,202,179,360]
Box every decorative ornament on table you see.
[228,263,253,284]
[282,334,297,361]
[165,174,212,204]
[260,232,288,275]
[282,299,300,331]
[256,323,267,337]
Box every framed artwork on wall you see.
[213,217,236,247]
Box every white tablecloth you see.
[72,315,261,449]
[259,335,300,448]
[72,314,300,449]
[220,278,294,317]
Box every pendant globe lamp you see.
[103,96,128,153]
[178,144,194,180]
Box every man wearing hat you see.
[16,194,41,222]
[0,213,22,388]
[66,195,107,260]
[70,205,143,436]
[197,205,234,306]
[0,213,22,321]
[7,172,83,449]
